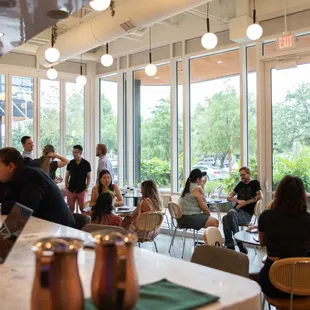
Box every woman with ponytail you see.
[178,169,219,230]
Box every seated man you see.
[223,167,263,254]
[0,147,75,228]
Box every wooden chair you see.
[134,211,163,253]
[191,245,249,278]
[171,194,181,204]
[265,257,310,310]
[168,201,199,259]
[82,224,126,234]
[73,213,91,230]
[204,227,223,247]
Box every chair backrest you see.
[253,200,261,216]
[159,194,172,210]
[191,245,249,278]
[134,211,163,232]
[82,224,126,234]
[204,227,223,247]
[171,194,181,204]
[73,213,91,230]
[168,201,183,219]
[269,257,310,296]
[83,200,91,210]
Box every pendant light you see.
[89,0,111,11]
[145,26,157,77]
[101,43,114,67]
[201,3,218,50]
[246,0,263,40]
[45,25,60,63]
[76,53,87,86]
[46,66,58,80]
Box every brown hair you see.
[43,144,55,155]
[97,144,108,156]
[272,175,307,215]
[239,167,251,174]
[141,180,162,211]
[0,147,24,168]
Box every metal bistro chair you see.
[168,201,199,259]
[134,211,163,253]
[73,213,91,230]
[239,200,261,231]
[159,193,172,231]
[265,257,310,310]
[204,227,224,247]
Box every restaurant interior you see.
[2,0,310,309]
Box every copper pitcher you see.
[91,231,139,310]
[31,237,84,310]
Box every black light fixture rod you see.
[253,0,256,23]
[149,26,152,63]
[106,43,109,54]
[149,52,152,64]
[51,26,54,47]
[207,18,210,32]
[80,64,83,76]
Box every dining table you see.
[0,215,261,310]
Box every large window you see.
[40,79,60,154]
[271,61,310,191]
[133,64,171,189]
[247,46,257,172]
[0,75,5,148]
[11,76,34,151]
[190,50,240,194]
[100,76,118,183]
[65,82,85,158]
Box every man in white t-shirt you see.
[21,136,34,159]
[96,143,114,183]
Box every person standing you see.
[95,143,114,183]
[21,136,34,159]
[0,147,75,228]
[65,145,91,213]
[223,167,263,254]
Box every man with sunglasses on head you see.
[223,167,263,254]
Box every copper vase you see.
[91,232,139,310]
[31,237,84,310]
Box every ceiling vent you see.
[120,19,136,32]
[47,9,70,20]
[0,0,16,8]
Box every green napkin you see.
[85,278,219,310]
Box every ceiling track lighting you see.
[45,25,60,63]
[246,0,263,41]
[201,2,218,50]
[46,66,58,80]
[145,26,157,77]
[76,53,87,86]
[101,42,114,67]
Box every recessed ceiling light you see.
[0,32,4,37]
[155,76,160,79]
[217,60,223,64]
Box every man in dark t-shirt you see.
[65,145,91,213]
[0,147,75,228]
[223,167,263,254]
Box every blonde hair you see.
[141,180,162,211]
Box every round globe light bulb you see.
[89,0,111,11]
[201,32,218,50]
[101,53,114,67]
[246,23,263,41]
[45,47,60,63]
[76,75,87,86]
[46,68,58,80]
[145,63,157,77]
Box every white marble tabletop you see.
[0,215,261,310]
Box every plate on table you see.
[213,200,222,203]
[117,207,130,211]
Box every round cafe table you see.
[234,231,260,246]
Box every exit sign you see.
[277,34,296,50]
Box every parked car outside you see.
[193,165,222,181]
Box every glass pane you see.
[100,76,118,183]
[133,64,171,190]
[11,76,34,152]
[190,50,240,195]
[40,79,60,154]
[247,46,257,175]
[123,73,127,186]
[0,75,5,148]
[177,61,184,190]
[65,82,85,159]
[272,63,310,192]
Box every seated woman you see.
[122,180,162,233]
[91,193,122,226]
[258,175,310,299]
[90,170,123,207]
[178,169,219,230]
[34,144,69,183]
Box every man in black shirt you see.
[65,145,91,213]
[0,147,75,228]
[223,167,263,254]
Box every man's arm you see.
[227,190,237,203]
[19,182,44,213]
[86,172,91,190]
[65,170,70,189]
[47,153,69,168]
[237,189,263,209]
